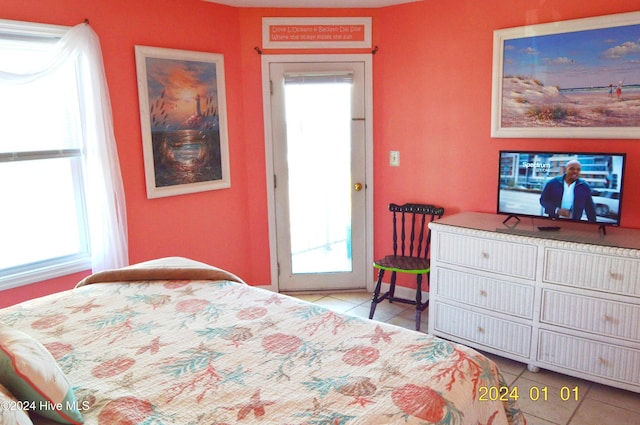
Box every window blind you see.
[284,72,354,85]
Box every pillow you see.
[0,382,33,425]
[0,325,83,424]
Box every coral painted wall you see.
[370,0,640,278]
[373,1,640,218]
[1,0,253,307]
[1,0,639,307]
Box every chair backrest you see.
[389,203,444,259]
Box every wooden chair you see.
[369,203,444,331]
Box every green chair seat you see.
[369,203,444,331]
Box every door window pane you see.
[284,81,352,274]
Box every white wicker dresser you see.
[428,211,640,392]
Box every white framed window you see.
[0,19,128,290]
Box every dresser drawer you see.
[433,268,534,319]
[435,232,537,280]
[544,248,640,296]
[538,330,640,386]
[541,289,640,342]
[432,302,531,357]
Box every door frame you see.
[261,54,374,293]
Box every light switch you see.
[390,150,400,166]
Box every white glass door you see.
[269,61,368,292]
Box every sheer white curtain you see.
[0,23,128,272]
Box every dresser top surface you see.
[431,212,640,251]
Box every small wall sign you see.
[262,17,372,49]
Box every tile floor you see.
[287,291,640,425]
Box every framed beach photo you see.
[491,11,640,139]
[135,46,230,198]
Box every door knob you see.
[354,183,363,192]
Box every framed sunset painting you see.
[135,46,230,198]
[491,11,640,139]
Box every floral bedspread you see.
[0,278,526,425]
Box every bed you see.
[0,257,526,425]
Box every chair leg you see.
[425,271,430,293]
[369,269,385,319]
[415,309,423,332]
[388,271,397,302]
[415,274,423,331]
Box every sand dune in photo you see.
[501,76,640,127]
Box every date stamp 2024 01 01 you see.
[479,385,580,403]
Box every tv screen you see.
[498,151,626,227]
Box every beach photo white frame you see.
[491,11,640,139]
[135,46,230,198]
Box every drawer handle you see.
[477,326,485,334]
[608,271,623,281]
[598,357,610,367]
[480,290,488,297]
[602,314,619,324]
[481,252,489,259]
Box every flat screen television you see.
[498,151,626,229]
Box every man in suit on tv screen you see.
[540,159,597,222]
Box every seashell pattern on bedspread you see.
[0,259,526,425]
